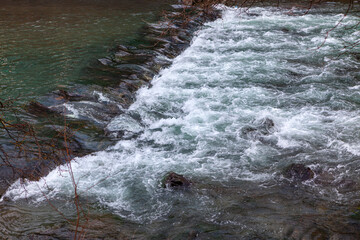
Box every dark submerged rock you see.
[284,164,315,182]
[162,172,191,189]
[241,126,258,135]
[241,118,276,140]
[53,89,87,101]
[262,118,274,132]
[26,101,56,116]
[98,57,113,66]
[280,27,290,33]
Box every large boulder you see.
[162,172,191,189]
[284,163,314,182]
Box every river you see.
[0,0,171,102]
[1,1,360,239]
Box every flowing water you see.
[2,3,360,239]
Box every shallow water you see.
[2,3,360,239]
[0,0,170,102]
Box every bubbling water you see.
[4,5,360,234]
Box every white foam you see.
[63,103,80,118]
[4,6,360,221]
[93,91,112,103]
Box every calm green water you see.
[0,0,171,102]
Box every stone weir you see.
[0,4,221,196]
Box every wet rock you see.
[104,129,142,140]
[151,58,172,71]
[313,169,335,186]
[138,72,155,82]
[115,64,154,76]
[281,27,290,33]
[90,102,122,121]
[113,47,155,62]
[188,230,199,239]
[177,31,192,42]
[22,160,51,182]
[0,166,17,197]
[145,35,173,45]
[191,0,208,6]
[262,118,275,131]
[311,166,357,192]
[117,44,129,51]
[336,179,358,193]
[53,89,87,101]
[284,164,314,182]
[26,101,56,116]
[246,12,261,17]
[119,80,146,93]
[52,100,122,127]
[162,172,191,188]
[98,57,113,66]
[114,50,131,58]
[241,126,258,135]
[127,74,140,80]
[241,118,276,140]
[182,0,194,5]
[117,44,137,52]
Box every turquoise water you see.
[2,2,360,239]
[0,0,170,102]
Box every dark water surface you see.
[0,0,171,102]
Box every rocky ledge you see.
[0,4,221,196]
